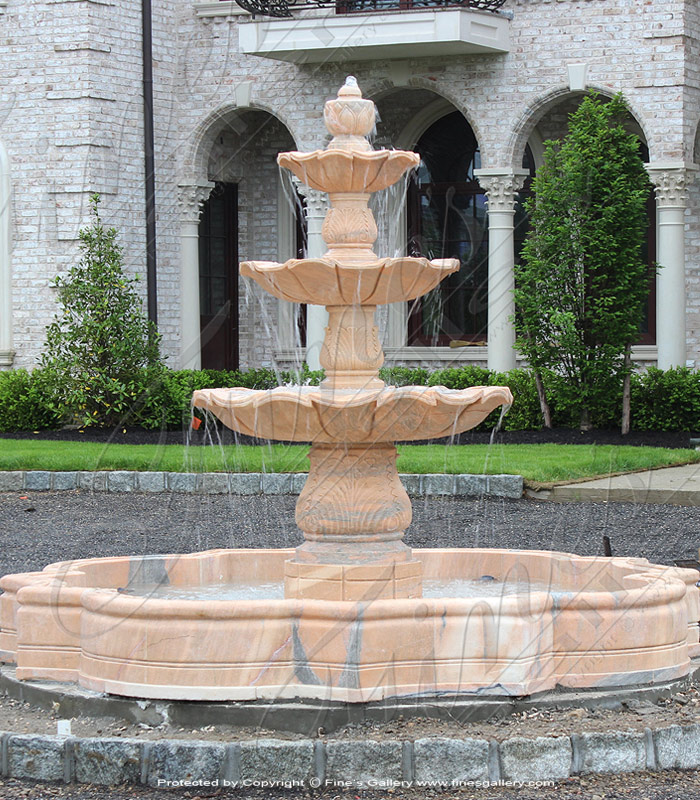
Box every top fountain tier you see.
[278,76,420,195]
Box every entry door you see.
[199,183,238,370]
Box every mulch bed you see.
[0,426,697,448]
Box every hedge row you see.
[0,364,698,433]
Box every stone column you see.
[646,163,697,369]
[474,168,529,373]
[298,185,329,371]
[0,143,13,369]
[177,181,213,370]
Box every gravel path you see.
[2,490,700,799]
[1,490,699,578]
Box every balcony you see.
[234,0,510,64]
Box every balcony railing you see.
[231,0,506,20]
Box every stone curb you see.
[0,470,523,498]
[0,724,698,787]
[548,485,700,506]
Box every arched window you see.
[407,112,488,345]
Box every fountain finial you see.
[337,75,362,98]
[324,77,374,151]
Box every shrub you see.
[380,367,429,386]
[630,367,700,432]
[0,368,60,432]
[427,365,491,389]
[2,363,698,434]
[40,194,164,428]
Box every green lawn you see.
[0,439,698,484]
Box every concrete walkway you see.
[536,463,700,506]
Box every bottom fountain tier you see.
[2,548,698,702]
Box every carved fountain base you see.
[289,442,421,600]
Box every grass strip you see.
[0,440,698,484]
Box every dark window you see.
[407,111,488,345]
[199,182,239,370]
[296,192,308,348]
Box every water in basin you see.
[126,577,551,602]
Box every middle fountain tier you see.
[193,77,512,602]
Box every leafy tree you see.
[514,93,653,431]
[41,194,163,427]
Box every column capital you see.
[293,179,328,220]
[474,168,530,212]
[177,181,215,222]
[645,162,699,208]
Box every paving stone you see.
[74,737,141,785]
[229,473,262,495]
[52,471,78,491]
[500,736,572,782]
[325,740,402,785]
[79,471,107,491]
[399,473,422,496]
[575,730,646,775]
[148,740,225,787]
[654,724,700,769]
[8,734,65,781]
[422,474,455,496]
[414,737,489,782]
[0,472,23,491]
[167,473,198,493]
[292,473,307,493]
[454,474,488,496]
[107,471,135,493]
[239,739,314,782]
[200,473,230,494]
[261,473,296,494]
[1,730,8,777]
[487,474,523,498]
[136,472,166,493]
[24,471,51,492]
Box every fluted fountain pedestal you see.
[287,442,421,600]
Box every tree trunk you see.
[534,369,552,428]
[621,344,631,436]
[580,407,592,432]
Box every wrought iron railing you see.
[232,0,506,20]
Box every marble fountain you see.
[1,79,699,706]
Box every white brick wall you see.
[2,0,699,370]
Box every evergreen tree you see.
[42,194,163,427]
[514,93,653,431]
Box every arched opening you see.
[374,88,495,349]
[406,110,487,345]
[198,108,302,370]
[514,93,655,345]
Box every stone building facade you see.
[1,0,699,374]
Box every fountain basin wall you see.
[1,549,698,702]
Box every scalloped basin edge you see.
[1,548,698,702]
[191,385,513,442]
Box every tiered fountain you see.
[1,79,698,706]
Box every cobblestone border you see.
[0,471,523,498]
[0,724,698,786]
